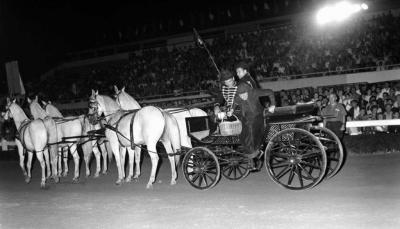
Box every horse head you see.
[28,96,48,119]
[114,86,141,110]
[3,97,16,120]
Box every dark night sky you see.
[0,0,249,89]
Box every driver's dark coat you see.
[232,83,275,154]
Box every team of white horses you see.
[2,86,207,189]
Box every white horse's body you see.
[28,98,82,182]
[3,99,50,188]
[44,101,110,178]
[114,87,181,184]
[90,90,172,188]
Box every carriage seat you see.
[185,116,211,141]
[265,103,318,123]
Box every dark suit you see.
[232,83,275,156]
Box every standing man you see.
[321,93,347,139]
[229,82,276,160]
[235,61,260,89]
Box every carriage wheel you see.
[265,128,327,190]
[182,147,220,190]
[220,151,250,181]
[309,126,344,179]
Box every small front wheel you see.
[182,147,220,190]
[220,151,250,180]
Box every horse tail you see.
[162,111,181,166]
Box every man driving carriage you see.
[214,69,276,169]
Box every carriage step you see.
[201,135,240,145]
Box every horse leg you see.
[43,148,51,180]
[16,140,27,177]
[125,147,135,182]
[162,141,177,185]
[146,144,159,189]
[133,146,141,181]
[57,148,62,177]
[107,132,124,185]
[62,147,69,177]
[84,153,91,178]
[119,147,126,179]
[92,143,101,178]
[70,144,80,183]
[49,145,59,183]
[26,151,33,183]
[36,151,47,189]
[99,143,108,175]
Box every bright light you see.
[316,1,368,25]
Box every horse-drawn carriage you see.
[181,103,344,190]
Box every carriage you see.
[181,103,344,190]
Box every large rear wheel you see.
[309,126,344,179]
[265,128,327,190]
[182,147,220,190]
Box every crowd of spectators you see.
[273,80,400,135]
[29,12,400,102]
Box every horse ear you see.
[27,97,32,104]
[6,97,10,104]
[41,101,47,106]
[12,98,16,103]
[95,90,99,95]
[114,85,119,93]
[34,95,38,102]
[91,89,95,96]
[48,101,52,104]
[121,86,125,92]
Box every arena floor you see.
[0,152,399,229]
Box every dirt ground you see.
[0,152,399,229]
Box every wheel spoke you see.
[300,151,321,159]
[275,165,291,180]
[271,161,291,169]
[191,173,200,183]
[298,164,316,181]
[202,174,209,187]
[272,152,290,159]
[295,166,304,188]
[198,174,204,187]
[300,161,322,170]
[288,168,295,185]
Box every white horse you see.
[3,98,49,188]
[90,90,178,188]
[115,86,207,149]
[28,97,82,182]
[43,101,110,178]
[114,86,181,183]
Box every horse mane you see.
[119,91,141,109]
[46,104,64,118]
[30,101,48,119]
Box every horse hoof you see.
[62,172,68,177]
[72,178,79,183]
[54,176,60,183]
[115,180,123,186]
[125,177,132,183]
[94,174,100,179]
[102,171,107,175]
[170,180,177,186]
[40,183,47,189]
[25,177,31,184]
[146,184,153,189]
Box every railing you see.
[260,63,400,82]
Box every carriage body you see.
[182,103,344,190]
